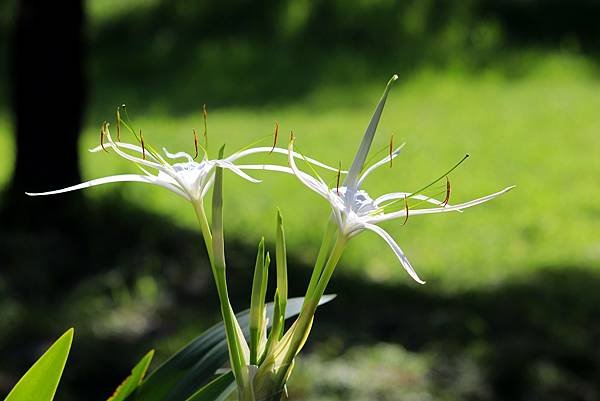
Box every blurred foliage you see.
[1,1,600,401]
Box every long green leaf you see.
[249,238,268,364]
[5,328,74,401]
[129,295,335,401]
[184,372,235,401]
[274,209,288,337]
[107,350,154,401]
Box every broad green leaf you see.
[185,372,235,401]
[5,328,74,401]
[129,295,335,401]
[107,350,154,401]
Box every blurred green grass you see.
[3,51,597,290]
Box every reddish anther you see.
[336,161,342,196]
[140,130,146,160]
[402,195,409,226]
[442,177,451,207]
[193,128,199,159]
[202,104,208,148]
[100,123,108,152]
[389,135,394,168]
[270,121,279,154]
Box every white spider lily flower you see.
[288,75,514,284]
[25,125,343,205]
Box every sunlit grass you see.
[2,52,599,291]
[0,116,14,189]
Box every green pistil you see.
[382,154,469,210]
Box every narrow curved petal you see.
[162,147,194,163]
[374,192,460,210]
[288,143,331,198]
[216,160,262,183]
[26,174,190,200]
[200,175,215,198]
[373,186,515,223]
[99,133,168,171]
[357,144,405,188]
[227,146,347,173]
[90,142,161,164]
[344,74,398,192]
[235,164,295,174]
[363,223,425,284]
[96,137,194,196]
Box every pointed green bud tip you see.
[276,208,283,224]
[218,144,225,158]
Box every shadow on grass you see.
[0,194,598,401]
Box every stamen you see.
[409,154,469,198]
[202,104,208,149]
[116,108,121,141]
[193,128,199,160]
[100,123,108,152]
[140,129,146,160]
[270,121,279,154]
[402,195,409,225]
[289,130,295,143]
[442,176,451,206]
[336,161,342,195]
[389,134,394,168]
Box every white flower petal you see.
[344,75,398,193]
[288,142,330,199]
[235,164,294,174]
[101,132,168,172]
[374,192,460,210]
[216,160,262,183]
[227,146,346,173]
[363,223,425,284]
[373,186,515,223]
[26,174,190,200]
[200,175,215,198]
[357,144,405,188]
[162,147,194,163]
[90,142,161,164]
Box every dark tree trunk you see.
[1,0,87,297]
[10,0,86,194]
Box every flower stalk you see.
[25,79,514,401]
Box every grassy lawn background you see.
[2,51,597,291]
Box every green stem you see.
[193,201,214,267]
[303,219,337,303]
[276,233,347,384]
[193,201,249,395]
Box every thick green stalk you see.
[275,233,347,386]
[192,201,214,267]
[211,156,251,399]
[192,160,252,400]
[303,219,337,303]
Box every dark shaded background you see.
[1,1,599,400]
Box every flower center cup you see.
[332,186,379,217]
